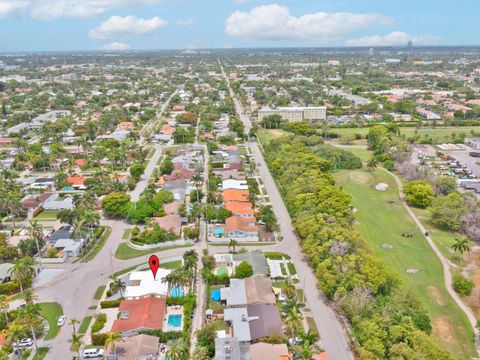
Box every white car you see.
[83,348,104,358]
[57,315,66,326]
[17,338,33,347]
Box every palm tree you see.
[27,220,44,258]
[192,346,209,360]
[7,322,25,359]
[69,317,80,335]
[19,304,41,352]
[112,278,126,298]
[105,332,124,355]
[21,289,38,304]
[182,250,198,271]
[451,237,471,254]
[0,295,9,324]
[166,340,187,360]
[293,340,322,360]
[69,331,83,359]
[367,157,378,171]
[281,277,296,300]
[8,257,35,294]
[299,329,319,345]
[228,239,238,254]
[285,308,303,339]
[71,218,87,243]
[141,184,157,202]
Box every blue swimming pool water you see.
[170,285,184,298]
[214,227,224,236]
[64,187,73,192]
[211,289,221,302]
[168,314,182,329]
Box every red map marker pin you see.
[149,255,159,280]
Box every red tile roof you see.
[66,177,85,186]
[225,201,254,216]
[111,296,166,333]
[223,189,249,202]
[225,216,258,233]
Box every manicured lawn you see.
[38,302,63,341]
[160,260,182,270]
[122,228,132,240]
[287,262,297,275]
[32,347,49,360]
[114,242,193,260]
[94,285,106,300]
[330,126,480,144]
[334,169,476,357]
[34,211,59,220]
[306,317,319,338]
[328,145,371,162]
[78,316,92,335]
[81,227,112,262]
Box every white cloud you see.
[29,0,162,20]
[0,0,29,18]
[99,42,131,51]
[347,31,439,46]
[177,17,193,26]
[89,15,167,40]
[225,4,392,42]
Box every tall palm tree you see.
[182,250,198,271]
[7,322,25,359]
[285,308,303,339]
[69,331,83,359]
[228,239,238,254]
[141,184,157,202]
[8,257,35,294]
[451,237,471,254]
[105,332,124,355]
[281,277,296,300]
[19,304,41,352]
[166,340,187,360]
[69,317,80,335]
[112,278,126,298]
[0,295,9,325]
[27,220,44,267]
[71,218,87,243]
[293,340,322,360]
[21,289,38,304]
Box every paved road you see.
[221,66,354,359]
[129,144,162,202]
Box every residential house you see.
[222,179,248,191]
[225,216,258,241]
[233,253,268,276]
[153,215,182,237]
[224,304,284,342]
[250,343,291,360]
[124,270,170,300]
[66,176,88,190]
[42,193,75,211]
[221,276,275,307]
[215,337,250,360]
[223,189,249,203]
[105,334,160,360]
[111,297,166,336]
[225,201,254,217]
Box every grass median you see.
[114,242,193,260]
[39,302,63,340]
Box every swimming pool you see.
[167,314,182,330]
[63,186,73,192]
[170,285,184,298]
[211,289,221,302]
[213,227,224,237]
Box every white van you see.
[83,348,104,358]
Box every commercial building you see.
[258,106,327,123]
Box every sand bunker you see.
[406,268,419,274]
[376,183,389,191]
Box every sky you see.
[0,0,478,52]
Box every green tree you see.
[112,278,126,298]
[69,331,84,359]
[434,177,458,196]
[101,192,130,217]
[129,163,145,179]
[451,237,470,254]
[404,181,434,208]
[452,274,474,296]
[234,261,253,278]
[8,257,35,294]
[105,332,124,355]
[166,340,188,360]
[285,307,303,339]
[228,239,238,254]
[293,340,322,360]
[430,193,465,231]
[281,277,296,300]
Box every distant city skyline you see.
[0,0,478,52]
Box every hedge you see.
[91,333,108,346]
[91,313,107,333]
[0,282,20,295]
[100,299,123,308]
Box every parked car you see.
[83,348,104,358]
[18,338,33,347]
[57,315,66,326]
